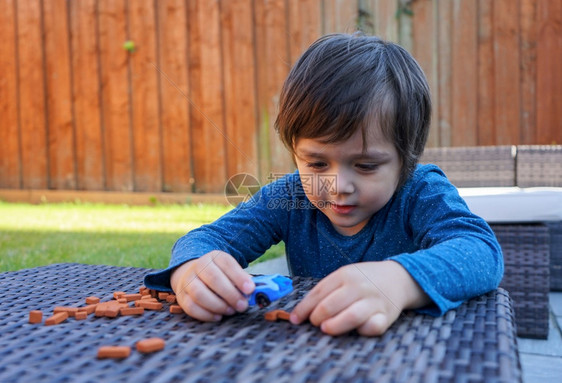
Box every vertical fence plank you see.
[186,0,202,191]
[322,0,358,34]
[537,0,562,144]
[411,0,439,147]
[221,0,258,179]
[370,0,399,42]
[451,0,478,146]
[288,0,322,65]
[17,0,48,189]
[477,0,496,145]
[0,0,20,188]
[322,0,337,33]
[43,0,76,189]
[519,0,537,144]
[189,0,226,193]
[437,0,452,147]
[98,0,132,191]
[70,0,104,190]
[157,0,191,192]
[129,0,161,192]
[254,0,293,181]
[493,0,521,144]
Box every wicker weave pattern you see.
[0,264,522,383]
[491,224,550,338]
[420,146,516,187]
[516,145,562,187]
[547,222,562,291]
[516,146,562,291]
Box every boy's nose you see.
[334,171,355,195]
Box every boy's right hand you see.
[170,251,255,322]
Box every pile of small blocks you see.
[28,286,295,359]
[28,286,181,358]
[28,287,183,323]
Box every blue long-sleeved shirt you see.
[144,164,503,315]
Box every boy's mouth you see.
[330,204,356,214]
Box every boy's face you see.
[294,128,401,236]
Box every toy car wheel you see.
[256,293,270,308]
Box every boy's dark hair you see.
[275,33,431,189]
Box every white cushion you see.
[458,187,562,223]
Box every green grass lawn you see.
[0,201,285,272]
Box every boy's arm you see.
[144,174,293,291]
[391,168,503,316]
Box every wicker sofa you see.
[420,145,562,339]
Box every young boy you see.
[145,33,503,336]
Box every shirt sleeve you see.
[389,166,504,316]
[143,175,292,291]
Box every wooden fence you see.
[1,0,561,194]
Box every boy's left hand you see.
[289,261,430,336]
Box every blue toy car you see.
[247,274,293,308]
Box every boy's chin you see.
[323,213,367,236]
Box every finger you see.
[212,251,255,295]
[308,286,359,327]
[290,277,342,325]
[356,313,389,337]
[319,300,373,336]
[184,276,234,315]
[178,292,223,322]
[199,253,252,312]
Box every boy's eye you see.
[355,163,378,171]
[306,162,327,170]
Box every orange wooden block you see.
[123,293,142,302]
[45,312,69,326]
[29,310,43,324]
[75,311,88,320]
[54,306,79,317]
[97,346,131,359]
[78,304,97,315]
[264,309,291,322]
[104,305,120,318]
[158,292,169,300]
[113,291,126,300]
[264,310,280,321]
[94,301,119,317]
[166,294,177,304]
[136,301,163,311]
[95,303,107,317]
[277,310,291,321]
[85,296,100,305]
[136,337,165,354]
[169,305,183,314]
[120,307,144,316]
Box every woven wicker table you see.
[0,263,522,383]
